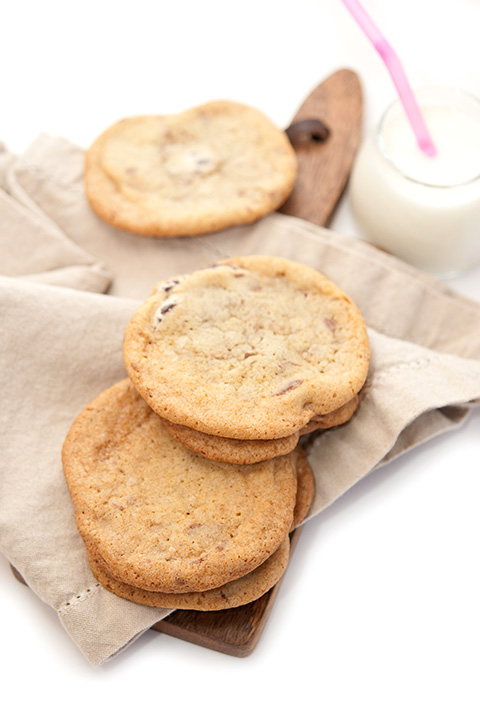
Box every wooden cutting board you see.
[11,69,363,657]
[152,68,363,655]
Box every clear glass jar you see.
[349,88,480,278]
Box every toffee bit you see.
[187,523,203,534]
[324,317,337,333]
[274,379,304,396]
[278,360,301,371]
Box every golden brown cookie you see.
[61,379,297,594]
[85,101,297,237]
[85,536,290,611]
[291,447,315,529]
[83,448,313,610]
[124,256,370,440]
[161,417,300,464]
[161,395,359,464]
[298,395,359,435]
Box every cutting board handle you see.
[280,68,363,227]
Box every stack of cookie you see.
[123,256,370,463]
[62,256,370,611]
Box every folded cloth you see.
[1,135,480,667]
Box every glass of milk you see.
[349,88,480,277]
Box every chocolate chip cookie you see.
[62,379,298,594]
[123,256,370,440]
[85,101,297,237]
[85,535,291,611]
[161,395,359,464]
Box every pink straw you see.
[340,0,437,157]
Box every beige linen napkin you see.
[1,135,480,667]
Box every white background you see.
[1,1,479,715]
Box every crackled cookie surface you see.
[85,101,297,237]
[124,256,370,440]
[62,379,297,593]
[84,446,313,610]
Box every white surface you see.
[1,1,479,715]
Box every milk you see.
[350,88,480,277]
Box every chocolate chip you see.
[159,279,180,293]
[160,300,176,315]
[153,298,177,327]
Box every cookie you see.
[84,101,297,237]
[61,379,298,594]
[85,536,290,611]
[161,395,359,464]
[298,395,359,435]
[124,256,370,440]
[161,417,300,464]
[83,448,313,611]
[291,447,315,529]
